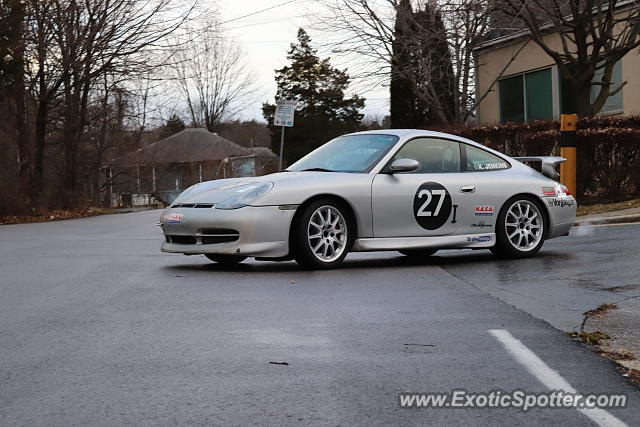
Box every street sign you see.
[274,100,296,127]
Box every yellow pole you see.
[560,114,577,196]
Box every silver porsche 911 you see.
[159,129,576,269]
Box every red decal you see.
[474,205,494,216]
[542,187,556,196]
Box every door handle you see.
[460,185,476,193]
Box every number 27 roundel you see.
[413,182,452,230]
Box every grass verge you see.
[0,208,114,225]
[577,198,640,216]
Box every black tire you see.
[291,199,354,269]
[490,195,547,258]
[399,249,438,258]
[204,254,247,264]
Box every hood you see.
[172,171,362,205]
[173,177,265,205]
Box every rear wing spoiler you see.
[512,156,566,180]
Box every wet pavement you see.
[1,210,639,426]
[438,221,640,331]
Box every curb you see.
[575,213,640,226]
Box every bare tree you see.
[314,0,504,124]
[501,0,640,116]
[3,1,30,205]
[171,21,257,133]
[22,0,195,206]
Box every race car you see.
[159,129,576,269]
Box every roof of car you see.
[348,129,427,136]
[345,129,515,162]
[347,129,481,144]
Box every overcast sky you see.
[216,0,389,122]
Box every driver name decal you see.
[413,182,452,230]
[476,162,508,170]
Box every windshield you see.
[286,134,399,173]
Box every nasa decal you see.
[413,182,452,230]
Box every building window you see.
[591,61,623,113]
[499,68,553,123]
[498,75,524,122]
[560,61,623,114]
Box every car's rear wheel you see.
[399,249,438,258]
[291,199,353,269]
[491,195,546,258]
[204,254,247,264]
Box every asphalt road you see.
[1,210,639,426]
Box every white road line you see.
[488,329,627,427]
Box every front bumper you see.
[159,205,296,258]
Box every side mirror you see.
[389,158,420,173]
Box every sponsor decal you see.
[476,162,508,170]
[542,186,556,196]
[547,199,575,208]
[471,220,493,229]
[167,213,184,224]
[413,182,453,230]
[467,235,492,242]
[474,205,494,216]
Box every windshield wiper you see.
[299,167,335,172]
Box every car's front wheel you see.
[204,254,247,264]
[291,199,353,269]
[491,195,546,258]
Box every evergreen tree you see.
[390,1,457,128]
[414,5,456,126]
[263,29,364,166]
[389,0,418,129]
[161,113,187,138]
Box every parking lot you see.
[1,210,639,425]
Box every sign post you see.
[274,100,296,170]
[559,114,577,196]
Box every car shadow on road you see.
[161,249,572,275]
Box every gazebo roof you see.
[113,128,252,166]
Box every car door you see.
[453,143,513,235]
[371,137,473,238]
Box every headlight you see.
[216,182,274,210]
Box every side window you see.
[392,138,460,173]
[464,145,510,171]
